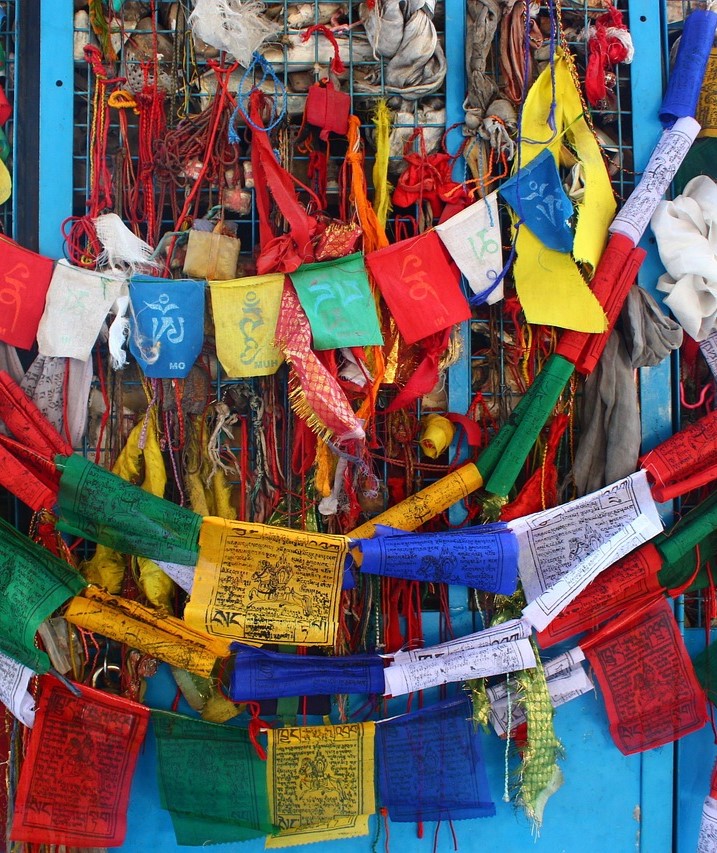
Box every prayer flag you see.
[129,274,205,378]
[152,710,275,845]
[584,597,707,754]
[210,272,284,378]
[0,517,86,672]
[289,253,383,350]
[435,192,504,303]
[229,642,385,700]
[36,260,126,361]
[0,236,54,350]
[365,231,471,344]
[355,524,518,594]
[266,722,375,847]
[55,453,202,565]
[10,677,149,847]
[185,517,347,647]
[376,696,495,822]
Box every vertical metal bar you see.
[38,0,74,258]
[15,0,40,248]
[629,3,675,850]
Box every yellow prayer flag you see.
[65,586,230,678]
[184,517,347,646]
[266,722,376,848]
[512,48,615,332]
[209,273,285,378]
[697,48,717,137]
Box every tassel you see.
[372,100,393,230]
[93,213,158,271]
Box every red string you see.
[246,701,273,761]
[300,24,346,74]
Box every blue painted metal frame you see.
[36,2,678,852]
[38,0,74,259]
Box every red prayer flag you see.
[11,677,149,848]
[537,543,664,649]
[0,237,54,350]
[365,230,471,344]
[583,597,707,755]
[640,409,717,499]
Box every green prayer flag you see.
[152,710,276,845]
[0,518,86,672]
[289,253,384,351]
[55,454,202,565]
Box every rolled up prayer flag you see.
[384,620,536,696]
[152,711,276,845]
[376,696,495,822]
[660,9,717,127]
[0,434,58,511]
[55,453,202,565]
[0,651,36,727]
[0,517,86,672]
[583,597,707,755]
[698,793,717,852]
[0,236,54,350]
[289,253,383,350]
[64,586,230,678]
[129,274,205,379]
[355,524,518,594]
[0,370,73,458]
[11,677,149,848]
[228,642,384,700]
[640,408,717,500]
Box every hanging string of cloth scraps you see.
[63,46,125,266]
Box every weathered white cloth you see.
[651,175,717,340]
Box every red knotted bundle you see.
[585,5,632,107]
[582,597,707,755]
[247,91,318,274]
[365,230,471,345]
[11,677,149,848]
[392,150,465,218]
[537,543,664,649]
[0,237,54,349]
[639,408,717,502]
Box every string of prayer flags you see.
[583,597,708,755]
[639,408,717,502]
[152,711,276,845]
[209,272,285,378]
[36,260,126,361]
[10,677,149,848]
[0,236,54,349]
[289,253,383,350]
[128,274,205,379]
[0,517,86,672]
[185,517,347,647]
[488,649,594,737]
[499,149,574,254]
[384,619,536,696]
[64,586,230,678]
[55,453,202,565]
[266,722,375,848]
[434,192,504,304]
[354,524,518,594]
[229,642,385,701]
[364,230,471,344]
[513,470,663,631]
[376,696,495,822]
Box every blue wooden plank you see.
[39,0,74,258]
[628,2,676,851]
